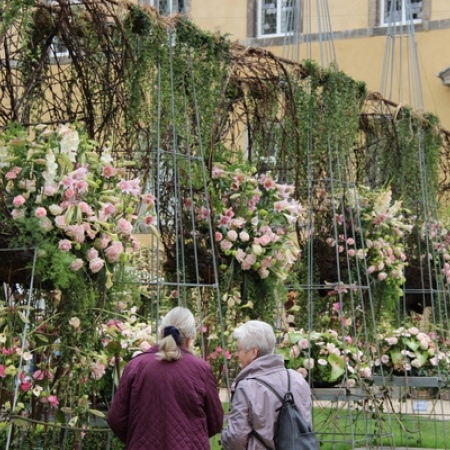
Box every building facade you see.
[148,0,450,130]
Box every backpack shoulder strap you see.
[250,376,284,403]
[251,369,292,403]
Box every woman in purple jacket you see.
[107,306,224,449]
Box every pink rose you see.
[70,259,84,271]
[58,239,72,252]
[48,395,59,408]
[87,248,99,261]
[20,381,32,392]
[13,195,26,207]
[90,362,106,380]
[89,258,105,273]
[219,239,233,251]
[43,184,58,196]
[117,218,133,234]
[105,242,124,263]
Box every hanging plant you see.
[0,123,155,290]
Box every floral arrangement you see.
[371,323,450,378]
[278,329,372,388]
[0,123,155,289]
[205,164,305,281]
[100,305,156,380]
[315,186,412,310]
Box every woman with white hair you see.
[221,320,312,450]
[108,306,224,449]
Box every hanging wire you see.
[380,0,424,109]
[282,0,337,68]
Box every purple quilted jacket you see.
[107,345,224,449]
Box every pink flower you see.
[105,241,124,263]
[196,206,210,220]
[220,239,233,251]
[140,193,155,207]
[100,203,116,219]
[117,178,141,197]
[89,258,105,273]
[90,362,106,380]
[214,232,223,242]
[78,201,93,215]
[131,236,141,251]
[58,239,72,252]
[5,167,21,179]
[211,166,224,179]
[235,249,246,263]
[64,187,76,199]
[65,224,86,243]
[70,259,84,271]
[87,248,99,261]
[48,395,59,408]
[54,215,66,228]
[33,370,46,380]
[43,184,58,196]
[20,380,32,392]
[102,165,117,178]
[0,364,6,378]
[262,178,276,190]
[218,215,232,227]
[117,218,133,234]
[13,195,26,207]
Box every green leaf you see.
[89,408,106,418]
[404,338,419,352]
[328,353,346,382]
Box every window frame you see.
[49,0,83,61]
[138,0,186,16]
[379,0,423,27]
[256,0,298,39]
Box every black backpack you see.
[251,369,319,450]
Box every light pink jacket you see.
[221,354,312,450]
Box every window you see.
[380,0,422,26]
[138,0,185,16]
[257,0,298,38]
[49,0,83,61]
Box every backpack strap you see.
[248,370,292,450]
[251,369,291,405]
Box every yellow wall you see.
[190,0,247,40]
[187,0,450,130]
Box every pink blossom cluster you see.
[279,329,372,388]
[323,187,411,293]
[204,166,304,280]
[372,325,450,376]
[1,124,156,284]
[100,307,155,365]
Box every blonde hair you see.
[156,306,196,361]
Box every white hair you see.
[233,320,276,356]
